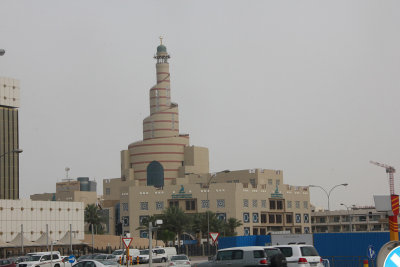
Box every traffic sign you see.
[367,245,376,260]
[210,232,219,243]
[122,237,133,248]
[68,255,76,263]
[384,245,400,267]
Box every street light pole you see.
[340,203,352,232]
[309,183,348,211]
[0,149,23,158]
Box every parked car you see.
[0,259,16,267]
[77,255,102,262]
[17,252,64,267]
[195,246,268,267]
[111,249,139,263]
[169,254,191,267]
[7,257,29,265]
[274,245,323,267]
[72,260,106,267]
[263,247,287,267]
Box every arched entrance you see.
[147,161,164,187]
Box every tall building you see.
[0,77,21,199]
[102,41,311,238]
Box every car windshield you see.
[94,255,108,259]
[27,256,42,261]
[171,255,188,261]
[111,251,123,255]
[264,249,280,257]
[140,250,149,255]
[301,247,319,256]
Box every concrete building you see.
[30,177,97,207]
[0,77,21,200]
[0,199,84,242]
[311,206,389,233]
[102,41,311,238]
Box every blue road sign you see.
[368,245,376,260]
[68,255,76,263]
[384,246,400,267]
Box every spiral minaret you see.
[127,39,190,187]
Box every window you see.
[287,201,292,209]
[269,214,275,223]
[217,199,225,208]
[122,216,129,226]
[243,213,250,223]
[261,200,267,208]
[244,227,250,236]
[243,199,249,207]
[250,179,256,187]
[277,200,283,210]
[201,200,209,209]
[186,200,196,210]
[268,179,273,185]
[139,216,149,226]
[253,213,259,223]
[253,228,259,236]
[304,214,309,223]
[295,201,300,209]
[261,214,267,223]
[156,201,164,210]
[217,250,243,261]
[122,203,128,211]
[286,214,293,223]
[140,202,148,210]
[217,213,226,221]
[253,250,265,258]
[105,188,110,195]
[303,201,308,209]
[252,200,258,208]
[276,214,282,223]
[277,247,293,257]
[169,200,179,207]
[140,230,148,238]
[270,200,276,210]
[296,213,301,223]
[276,179,280,186]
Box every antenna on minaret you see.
[159,36,163,45]
[63,167,72,182]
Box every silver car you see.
[195,246,268,267]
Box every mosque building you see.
[102,40,311,238]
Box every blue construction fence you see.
[218,232,394,266]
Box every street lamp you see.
[0,148,23,158]
[340,203,352,232]
[205,169,230,255]
[309,183,348,211]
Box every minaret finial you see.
[159,36,163,45]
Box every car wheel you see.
[162,258,166,262]
[270,254,285,267]
[54,265,60,267]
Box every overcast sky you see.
[1,1,399,210]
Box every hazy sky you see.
[1,1,399,211]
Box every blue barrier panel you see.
[313,232,392,266]
[218,235,271,249]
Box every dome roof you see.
[157,44,167,53]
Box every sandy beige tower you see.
[120,39,209,188]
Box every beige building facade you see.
[0,77,21,200]
[102,41,311,239]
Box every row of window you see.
[243,213,309,224]
[243,226,310,236]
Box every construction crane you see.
[370,160,398,241]
[370,161,396,195]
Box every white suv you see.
[17,252,64,267]
[274,245,323,267]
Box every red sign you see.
[122,237,133,248]
[209,232,219,243]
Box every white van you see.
[111,249,140,263]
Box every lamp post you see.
[205,170,230,255]
[309,183,348,211]
[340,203,352,232]
[0,148,23,158]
